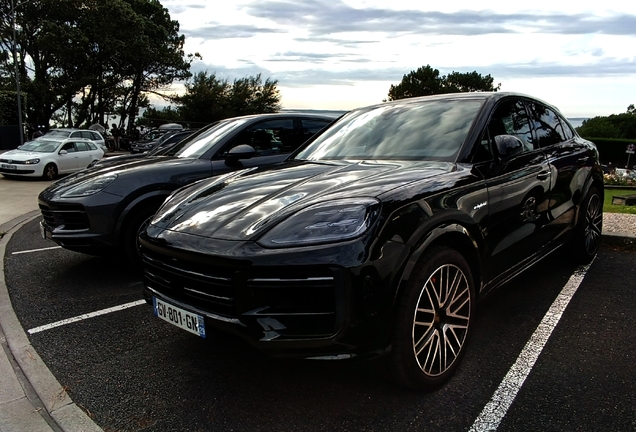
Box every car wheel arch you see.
[392,223,483,314]
[574,174,604,228]
[113,190,174,246]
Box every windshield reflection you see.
[18,140,59,153]
[296,99,483,162]
[163,119,249,159]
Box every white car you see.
[41,128,108,153]
[0,137,104,180]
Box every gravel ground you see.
[603,212,636,235]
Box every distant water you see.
[568,118,588,129]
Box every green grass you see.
[604,188,636,214]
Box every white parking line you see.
[12,246,62,255]
[27,300,147,335]
[469,260,594,432]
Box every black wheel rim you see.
[411,264,471,377]
[584,193,602,255]
[45,165,56,180]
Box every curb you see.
[0,214,103,432]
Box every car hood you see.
[149,160,455,241]
[1,149,49,160]
[41,156,201,197]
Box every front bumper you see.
[139,231,411,359]
[38,194,122,255]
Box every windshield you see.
[44,130,71,138]
[295,99,483,162]
[164,118,249,158]
[19,140,60,153]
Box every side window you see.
[75,141,89,152]
[487,99,534,152]
[527,102,567,147]
[218,119,295,157]
[86,142,97,150]
[560,117,575,140]
[299,119,331,148]
[61,142,76,153]
[71,132,81,139]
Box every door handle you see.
[536,171,549,180]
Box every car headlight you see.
[60,174,118,198]
[257,198,380,248]
[24,158,40,164]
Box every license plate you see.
[153,297,206,338]
[1,164,16,170]
[40,223,47,239]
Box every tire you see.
[573,186,603,263]
[42,163,58,180]
[122,207,157,268]
[391,246,475,389]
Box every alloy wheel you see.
[411,263,471,376]
[583,193,602,256]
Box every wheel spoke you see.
[584,194,603,254]
[412,263,472,377]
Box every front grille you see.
[143,247,237,317]
[142,245,342,339]
[39,203,89,230]
[0,159,28,164]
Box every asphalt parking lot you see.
[4,217,636,431]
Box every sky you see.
[160,0,636,119]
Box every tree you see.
[0,0,195,132]
[387,65,500,101]
[576,106,636,139]
[173,71,281,124]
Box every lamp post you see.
[10,0,25,145]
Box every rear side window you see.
[527,102,567,147]
[76,142,89,151]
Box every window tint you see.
[219,119,295,157]
[302,119,330,135]
[488,100,534,152]
[527,102,567,147]
[71,132,81,139]
[87,142,97,150]
[75,141,89,152]
[560,118,575,140]
[62,142,76,153]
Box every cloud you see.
[182,24,285,39]
[241,0,636,38]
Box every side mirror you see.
[59,149,68,155]
[225,144,256,166]
[493,135,524,160]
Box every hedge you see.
[583,137,636,167]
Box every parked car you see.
[615,168,636,179]
[1,137,104,179]
[38,113,337,265]
[139,92,603,389]
[130,129,195,154]
[41,128,108,153]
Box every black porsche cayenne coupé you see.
[139,92,603,389]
